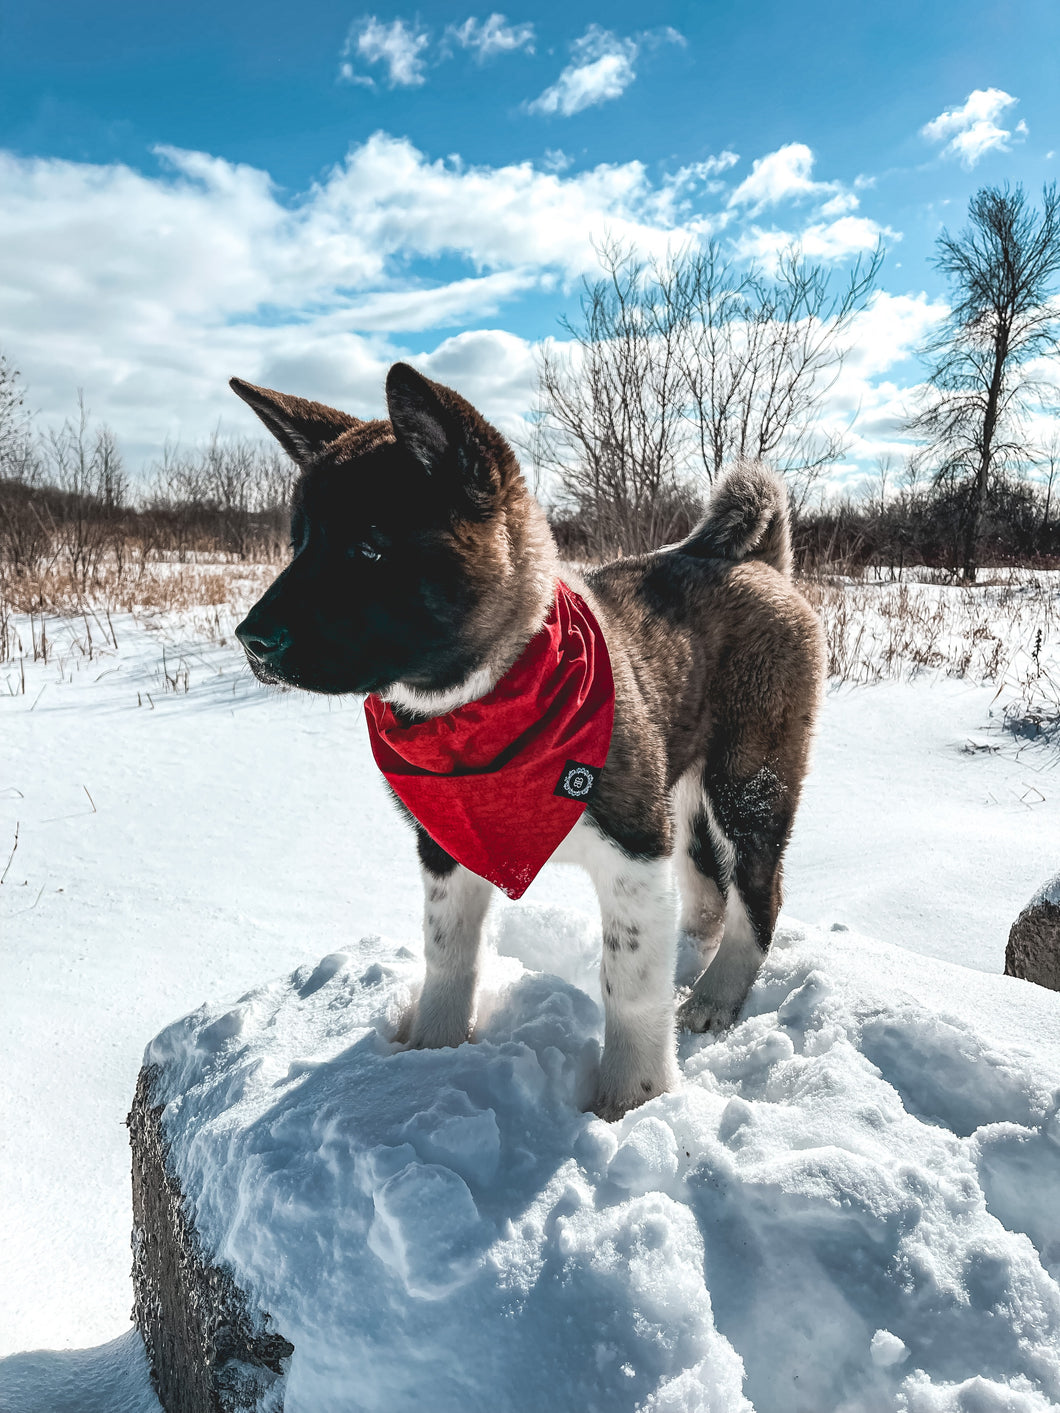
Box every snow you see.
[0,1331,159,1413]
[137,918,1060,1412]
[784,678,1058,972]
[1,600,1059,1411]
[870,1330,909,1369]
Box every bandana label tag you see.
[554,759,603,802]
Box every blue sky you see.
[1,0,1058,481]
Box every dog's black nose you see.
[236,618,291,664]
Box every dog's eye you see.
[349,542,382,562]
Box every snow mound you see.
[146,915,1060,1413]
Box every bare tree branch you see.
[530,236,881,552]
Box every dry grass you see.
[802,570,1060,741]
[0,555,276,701]
[801,572,1054,679]
[3,553,1058,739]
[1,552,276,616]
[1,556,275,664]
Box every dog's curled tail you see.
[679,461,792,579]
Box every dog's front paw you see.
[404,997,472,1050]
[392,1005,414,1045]
[592,1054,675,1122]
[591,1084,653,1123]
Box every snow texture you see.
[142,918,1060,1413]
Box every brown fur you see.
[587,550,823,990]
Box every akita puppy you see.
[233,364,824,1120]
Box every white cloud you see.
[672,152,740,185]
[643,26,687,50]
[649,154,740,224]
[921,89,1026,168]
[449,14,534,60]
[727,143,838,215]
[333,270,543,332]
[340,16,430,88]
[303,134,701,272]
[841,291,947,380]
[0,137,724,462]
[819,190,860,217]
[798,216,890,261]
[0,133,914,483]
[736,214,895,266]
[528,27,637,116]
[527,25,682,118]
[776,291,948,480]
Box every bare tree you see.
[202,434,258,560]
[44,392,126,592]
[201,435,295,560]
[0,356,46,582]
[94,424,127,515]
[908,183,1060,581]
[672,241,881,507]
[0,352,28,459]
[532,237,881,554]
[533,241,689,555]
[0,434,50,583]
[146,444,212,563]
[254,445,299,557]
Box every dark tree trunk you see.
[961,338,1008,582]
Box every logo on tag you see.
[554,760,601,801]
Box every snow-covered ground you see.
[1,595,1058,1411]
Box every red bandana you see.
[364,581,615,899]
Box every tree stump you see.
[128,1065,294,1413]
[1005,875,1060,993]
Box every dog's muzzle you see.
[235,615,291,672]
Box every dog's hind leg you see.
[678,762,793,1034]
[672,766,729,987]
[406,830,493,1050]
[564,819,679,1120]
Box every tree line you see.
[0,373,294,603]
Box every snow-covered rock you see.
[138,916,1060,1413]
[1007,874,1060,992]
[128,1067,293,1413]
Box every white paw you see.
[592,1044,677,1122]
[407,1016,471,1050]
[404,993,473,1050]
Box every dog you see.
[232,363,824,1120]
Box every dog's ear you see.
[229,379,360,464]
[385,362,511,510]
